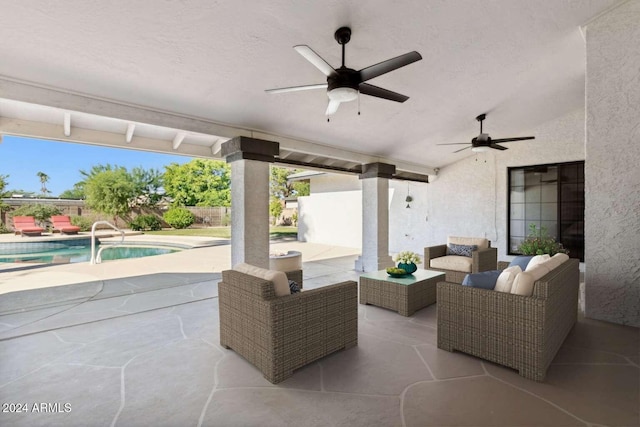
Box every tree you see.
[59,184,85,200]
[269,198,284,225]
[0,174,8,197]
[163,159,231,206]
[270,166,310,200]
[84,168,135,225]
[36,171,50,196]
[130,166,164,207]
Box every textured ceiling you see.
[0,0,622,168]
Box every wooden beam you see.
[63,112,71,136]
[125,123,135,143]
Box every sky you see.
[0,136,192,196]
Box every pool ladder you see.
[90,221,125,265]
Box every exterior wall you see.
[585,1,640,327]
[310,173,362,193]
[297,109,585,263]
[388,108,586,262]
[297,190,362,248]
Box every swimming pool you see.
[0,239,181,264]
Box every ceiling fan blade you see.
[453,146,472,153]
[358,51,422,82]
[265,83,328,94]
[294,45,337,77]
[326,99,341,116]
[490,144,508,151]
[359,83,409,103]
[491,136,535,143]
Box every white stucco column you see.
[355,163,395,272]
[222,136,279,269]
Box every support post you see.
[222,136,279,268]
[355,162,396,272]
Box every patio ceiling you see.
[0,0,622,172]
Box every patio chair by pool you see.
[51,215,81,235]
[12,216,44,237]
[218,264,358,383]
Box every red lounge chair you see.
[12,216,45,237]
[51,215,81,235]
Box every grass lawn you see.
[145,226,297,240]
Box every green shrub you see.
[129,214,162,231]
[70,216,93,232]
[518,223,568,256]
[11,204,62,223]
[0,222,9,234]
[221,213,231,227]
[163,207,194,229]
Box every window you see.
[508,161,584,261]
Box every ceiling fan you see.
[265,27,422,116]
[438,114,535,153]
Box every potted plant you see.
[518,224,569,256]
[393,251,422,274]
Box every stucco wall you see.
[297,189,363,248]
[388,108,586,261]
[298,108,585,263]
[584,0,640,327]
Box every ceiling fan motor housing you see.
[327,70,360,102]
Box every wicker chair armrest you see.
[471,247,498,272]
[424,244,447,265]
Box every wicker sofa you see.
[424,236,497,283]
[437,257,579,381]
[218,269,358,384]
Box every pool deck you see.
[0,231,361,295]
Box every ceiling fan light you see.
[328,87,358,102]
[472,146,488,153]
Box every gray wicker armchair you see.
[424,236,497,283]
[437,258,579,381]
[218,269,358,384]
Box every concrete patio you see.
[0,244,638,427]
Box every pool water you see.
[0,245,180,264]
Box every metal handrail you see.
[90,221,125,264]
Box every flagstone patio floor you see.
[0,240,638,426]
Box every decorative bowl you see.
[386,267,407,278]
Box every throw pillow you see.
[494,265,522,293]
[447,243,478,257]
[462,270,502,290]
[508,255,535,271]
[526,254,550,271]
[233,263,290,297]
[511,271,535,296]
[288,280,300,294]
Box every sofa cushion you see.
[462,270,502,290]
[543,253,569,271]
[527,263,551,281]
[508,255,535,271]
[511,271,536,296]
[430,255,473,272]
[526,254,551,271]
[233,263,290,297]
[447,243,478,257]
[448,236,489,249]
[494,265,522,293]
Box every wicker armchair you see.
[437,258,579,381]
[424,236,497,283]
[218,269,358,384]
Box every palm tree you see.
[36,171,50,196]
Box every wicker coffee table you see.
[359,269,446,316]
